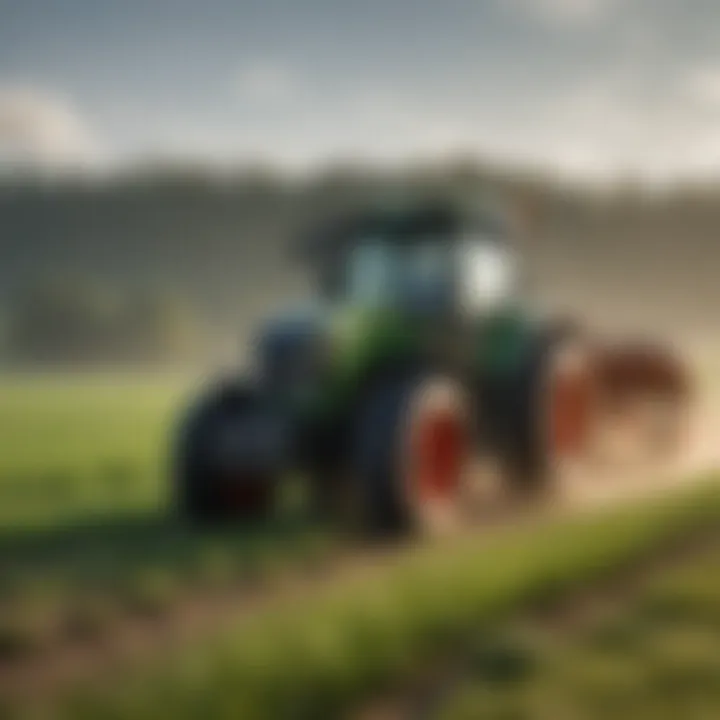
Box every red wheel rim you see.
[411,410,467,502]
[549,365,594,459]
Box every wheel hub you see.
[413,409,467,502]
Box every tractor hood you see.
[253,306,331,400]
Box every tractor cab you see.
[301,202,519,318]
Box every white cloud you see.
[0,86,105,172]
[235,61,299,105]
[683,66,720,108]
[342,93,483,156]
[5,70,720,183]
[529,77,720,181]
[188,76,720,181]
[501,0,618,27]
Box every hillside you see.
[1,166,719,354]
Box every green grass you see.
[0,374,335,654]
[0,373,190,527]
[45,478,720,720]
[3,373,720,719]
[441,525,720,720]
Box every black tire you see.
[351,371,472,537]
[502,324,594,493]
[173,381,280,524]
[300,416,352,524]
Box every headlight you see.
[459,240,516,312]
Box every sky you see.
[2,0,720,180]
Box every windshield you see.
[341,236,516,312]
[345,240,453,309]
[399,242,454,309]
[345,241,397,305]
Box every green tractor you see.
[173,199,687,535]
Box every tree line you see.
[1,276,200,367]
[2,158,720,367]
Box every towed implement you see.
[173,199,691,535]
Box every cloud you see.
[235,61,299,105]
[527,75,720,181]
[0,86,105,171]
[683,66,720,108]
[501,0,619,27]
[175,75,718,181]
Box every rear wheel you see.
[505,330,598,493]
[351,372,474,536]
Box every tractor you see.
[173,199,690,535]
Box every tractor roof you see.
[297,198,510,261]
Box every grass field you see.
[0,374,333,659]
[34,480,719,720]
[440,538,720,720]
[2,373,719,719]
[0,373,190,528]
